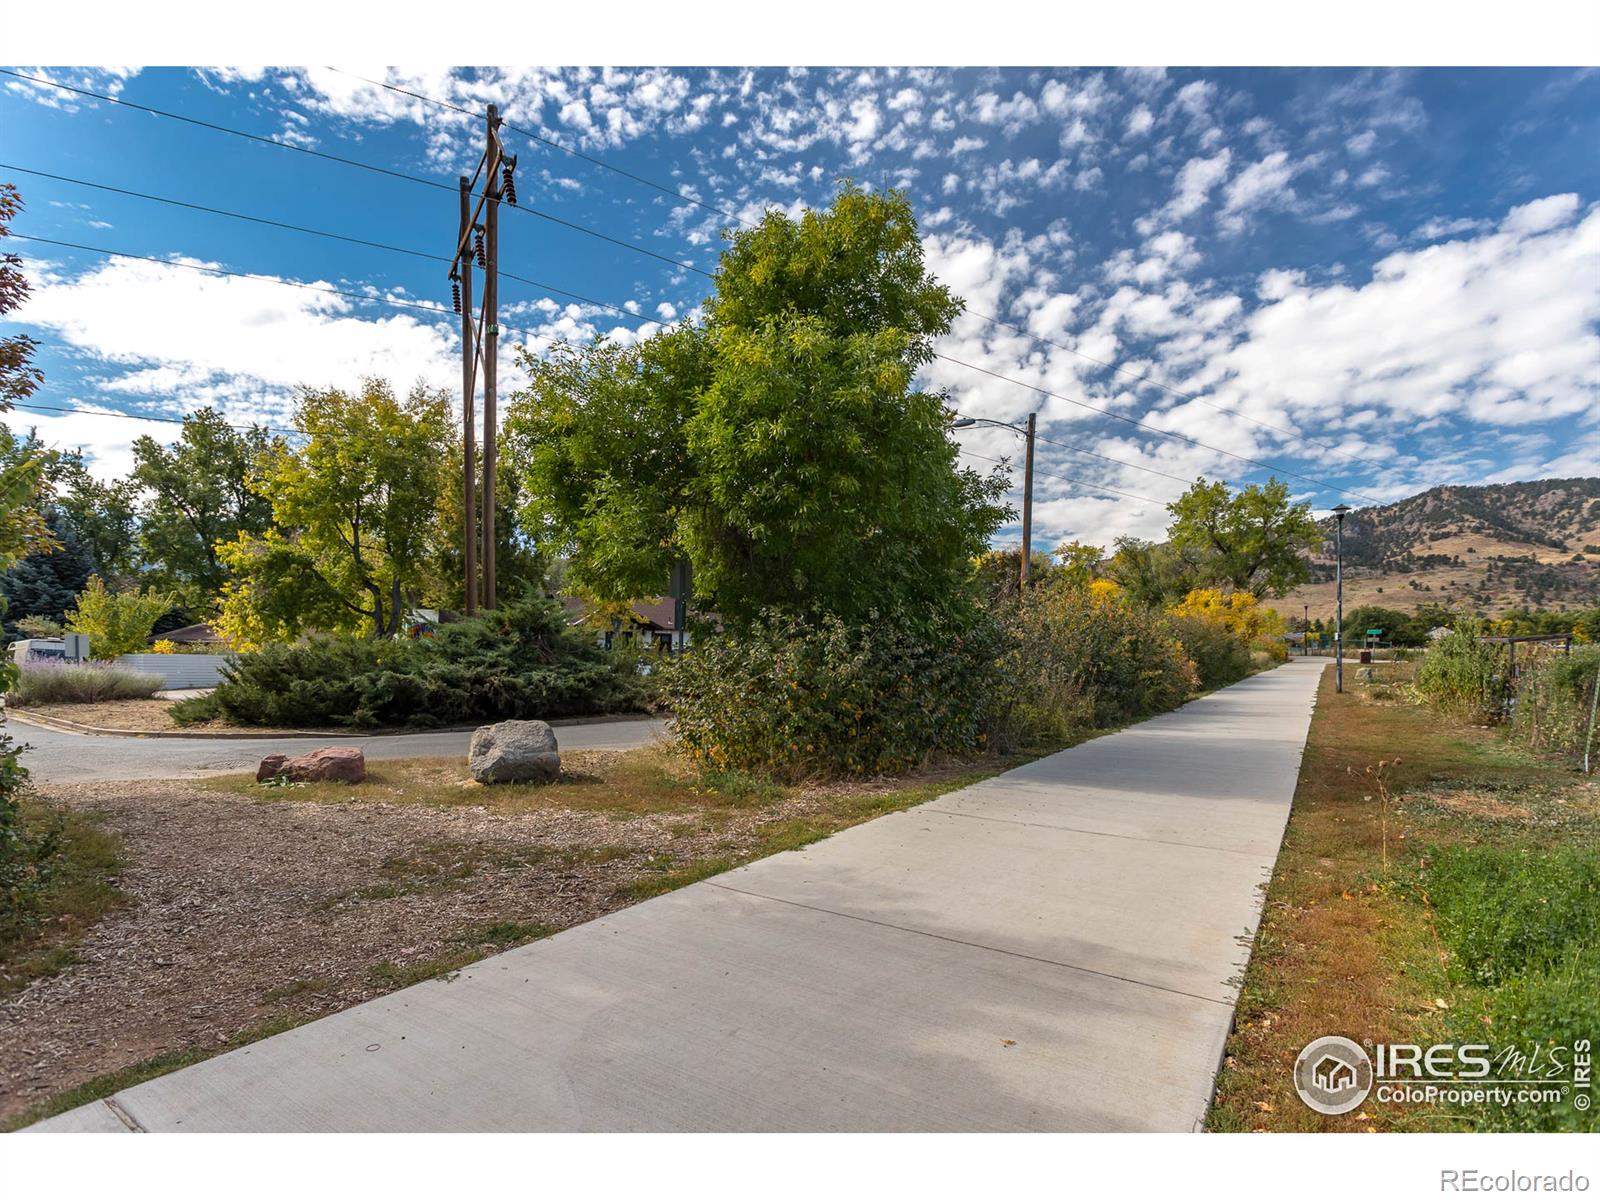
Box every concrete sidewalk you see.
[30,662,1323,1133]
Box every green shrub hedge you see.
[664,604,1007,779]
[1167,614,1253,690]
[173,597,645,729]
[990,588,1200,746]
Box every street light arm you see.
[949,414,1030,435]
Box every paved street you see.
[30,662,1324,1132]
[4,716,671,783]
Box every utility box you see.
[63,633,89,662]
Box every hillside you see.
[1278,478,1600,620]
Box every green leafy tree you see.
[508,183,1009,626]
[1101,536,1197,608]
[65,575,177,658]
[0,185,51,574]
[1165,477,1321,598]
[132,408,276,603]
[48,449,140,586]
[217,380,450,645]
[972,548,1057,603]
[1053,540,1106,589]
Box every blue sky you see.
[2,65,1598,549]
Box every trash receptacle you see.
[1358,649,1372,664]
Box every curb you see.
[0,707,658,741]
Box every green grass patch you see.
[0,797,127,1000]
[1207,663,1600,1133]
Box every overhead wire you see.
[0,69,714,280]
[957,448,1167,506]
[320,67,751,230]
[2,68,1381,504]
[934,352,1383,505]
[960,305,1391,472]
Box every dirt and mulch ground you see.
[0,746,1022,1128]
[1206,661,1600,1132]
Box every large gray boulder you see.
[469,719,561,784]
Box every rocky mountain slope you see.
[1280,478,1600,619]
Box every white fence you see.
[115,653,231,690]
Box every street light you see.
[951,412,1037,593]
[1331,503,1352,693]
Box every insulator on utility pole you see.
[473,226,486,269]
[502,157,518,206]
[450,278,461,314]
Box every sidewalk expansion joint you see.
[103,1096,146,1132]
[706,880,1234,1009]
[923,806,1272,859]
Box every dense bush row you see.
[991,585,1199,747]
[1415,625,1511,722]
[1,653,58,945]
[664,604,1006,779]
[666,578,1272,780]
[173,597,645,729]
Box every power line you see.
[0,70,713,280]
[961,305,1390,472]
[322,67,751,230]
[934,351,1383,505]
[959,448,1166,506]
[8,231,660,341]
[1,170,671,328]
[7,399,298,437]
[3,67,1393,481]
[305,69,1385,481]
[950,408,1195,487]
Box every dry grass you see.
[1206,663,1597,1131]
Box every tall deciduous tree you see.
[48,449,141,585]
[1165,477,1321,598]
[216,381,449,646]
[0,183,51,573]
[508,184,1009,627]
[132,408,275,603]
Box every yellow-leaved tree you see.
[1168,587,1286,642]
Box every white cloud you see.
[1218,151,1300,232]
[1198,199,1600,429]
[1501,193,1580,236]
[1141,148,1232,232]
[1124,105,1155,139]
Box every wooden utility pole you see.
[458,175,478,616]
[450,104,514,614]
[482,103,502,611]
[1019,411,1036,590]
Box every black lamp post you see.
[1331,504,1352,692]
[951,413,1037,594]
